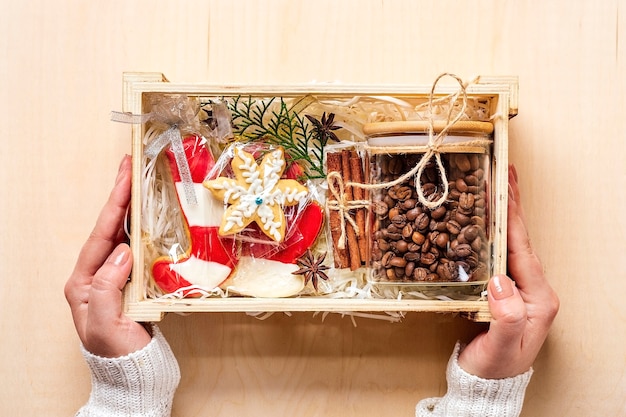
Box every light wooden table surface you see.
[1,1,625,416]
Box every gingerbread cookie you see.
[203,146,309,243]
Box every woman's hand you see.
[65,155,151,358]
[458,165,559,379]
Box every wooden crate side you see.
[126,298,491,322]
[492,92,511,276]
[121,73,517,323]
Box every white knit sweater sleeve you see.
[415,343,533,417]
[75,325,181,417]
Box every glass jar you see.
[364,121,493,286]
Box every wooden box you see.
[122,72,518,322]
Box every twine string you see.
[326,171,370,250]
[325,74,476,247]
[343,73,472,208]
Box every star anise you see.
[305,112,341,144]
[292,250,330,291]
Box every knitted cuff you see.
[76,325,181,417]
[415,342,533,417]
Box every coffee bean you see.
[381,251,394,267]
[387,224,401,234]
[390,257,407,267]
[470,236,482,252]
[471,216,485,228]
[468,154,480,171]
[437,261,459,281]
[455,154,471,172]
[435,232,449,248]
[421,182,437,197]
[415,213,430,232]
[455,211,472,226]
[402,198,417,210]
[446,220,462,235]
[388,158,403,175]
[372,200,389,215]
[402,224,414,239]
[431,205,447,220]
[455,178,468,192]
[425,167,439,183]
[463,225,479,242]
[465,174,479,186]
[407,230,424,246]
[404,251,420,262]
[395,240,409,253]
[454,244,472,258]
[391,214,407,228]
[407,243,420,253]
[394,266,405,278]
[420,252,437,265]
[389,185,412,201]
[459,192,475,211]
[414,267,429,281]
[449,189,461,200]
[426,273,439,281]
[406,207,421,221]
[405,261,415,277]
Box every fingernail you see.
[107,246,129,266]
[491,275,515,300]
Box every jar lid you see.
[363,120,494,136]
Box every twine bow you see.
[326,171,370,250]
[418,73,471,207]
[341,73,473,210]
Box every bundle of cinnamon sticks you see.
[326,149,369,271]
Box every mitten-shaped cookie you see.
[152,135,237,295]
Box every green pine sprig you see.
[227,96,340,180]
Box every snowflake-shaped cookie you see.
[203,147,309,242]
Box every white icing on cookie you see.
[204,147,309,242]
[175,182,224,227]
[169,255,232,289]
[221,256,304,297]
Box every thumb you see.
[88,243,133,331]
[458,275,529,378]
[485,275,527,350]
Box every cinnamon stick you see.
[341,150,361,271]
[326,152,350,269]
[349,151,368,262]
